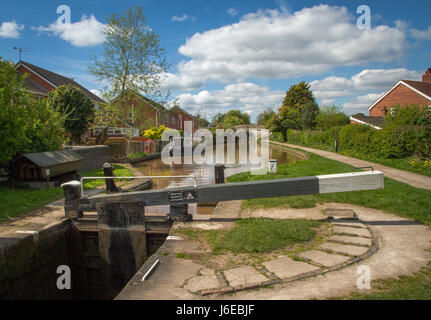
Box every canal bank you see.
[0,144,302,299]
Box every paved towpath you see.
[271,141,431,190]
[115,202,431,300]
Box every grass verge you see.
[335,262,431,300]
[174,218,321,255]
[228,151,431,226]
[0,164,133,222]
[273,139,431,177]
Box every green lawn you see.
[174,218,321,255]
[0,164,132,222]
[81,164,133,189]
[273,139,431,177]
[228,148,431,299]
[228,152,431,226]
[336,262,431,300]
[0,185,63,222]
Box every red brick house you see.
[90,90,199,138]
[350,68,431,129]
[89,89,168,138]
[167,105,199,132]
[16,61,105,104]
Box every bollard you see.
[269,159,278,173]
[335,139,339,153]
[215,164,225,184]
[61,180,82,220]
[103,163,119,193]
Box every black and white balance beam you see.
[81,170,384,207]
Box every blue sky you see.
[1,0,430,121]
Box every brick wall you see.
[370,83,431,116]
[17,65,56,91]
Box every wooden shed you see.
[13,150,84,183]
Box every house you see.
[16,61,105,105]
[90,91,199,139]
[167,105,199,132]
[350,68,431,129]
[89,89,167,139]
[349,114,384,130]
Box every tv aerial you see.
[13,47,30,61]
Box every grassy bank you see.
[228,147,431,299]
[272,138,431,177]
[0,164,132,222]
[336,262,431,300]
[174,218,322,255]
[227,150,431,226]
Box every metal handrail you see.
[80,174,198,197]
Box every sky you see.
[1,0,430,122]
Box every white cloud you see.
[160,71,206,91]
[175,82,284,120]
[32,15,105,47]
[174,5,407,84]
[410,26,431,40]
[343,93,384,115]
[310,68,421,101]
[0,21,24,38]
[227,8,238,16]
[172,14,195,22]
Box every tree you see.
[223,115,244,128]
[316,105,350,129]
[224,110,250,125]
[211,113,225,126]
[89,6,168,101]
[0,60,28,165]
[23,99,67,154]
[48,85,95,144]
[300,101,319,129]
[256,108,276,127]
[269,81,316,137]
[0,60,66,168]
[268,107,301,140]
[282,81,315,109]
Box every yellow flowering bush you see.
[142,125,168,140]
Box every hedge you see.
[282,124,431,159]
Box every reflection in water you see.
[132,144,300,216]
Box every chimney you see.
[423,68,431,83]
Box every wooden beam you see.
[81,171,384,208]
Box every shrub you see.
[142,125,168,140]
[316,105,350,129]
[270,132,285,142]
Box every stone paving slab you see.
[329,235,372,246]
[325,209,356,219]
[333,221,367,229]
[320,242,369,257]
[299,250,351,267]
[333,226,371,237]
[183,275,221,293]
[223,266,268,287]
[262,256,319,279]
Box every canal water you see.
[133,143,302,216]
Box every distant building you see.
[350,68,431,129]
[16,61,105,104]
